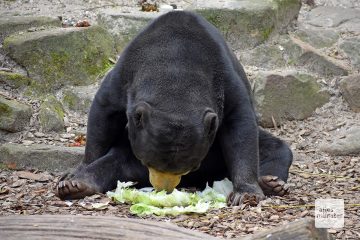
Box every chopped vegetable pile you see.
[107,179,233,216]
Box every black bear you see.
[56,11,293,206]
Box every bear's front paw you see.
[227,190,265,206]
[55,180,97,200]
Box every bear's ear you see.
[134,102,151,128]
[204,109,218,138]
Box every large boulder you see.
[339,75,360,112]
[239,35,302,68]
[293,26,339,49]
[295,50,348,77]
[0,95,32,132]
[240,35,349,76]
[3,26,114,93]
[190,0,301,50]
[253,71,330,127]
[292,36,348,77]
[98,0,301,52]
[304,6,360,33]
[0,16,61,43]
[0,143,84,172]
[98,9,163,53]
[313,0,360,8]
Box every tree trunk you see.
[237,218,333,240]
[0,215,217,240]
[0,215,332,240]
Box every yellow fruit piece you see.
[148,167,183,193]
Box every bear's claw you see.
[227,191,265,206]
[258,175,289,196]
[55,179,97,200]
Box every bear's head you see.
[127,101,218,193]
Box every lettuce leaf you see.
[107,179,232,216]
[130,202,212,216]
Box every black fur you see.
[57,11,293,205]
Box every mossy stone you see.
[38,95,65,132]
[239,35,302,68]
[61,86,97,114]
[3,26,115,93]
[62,90,79,111]
[0,143,84,172]
[0,71,32,88]
[339,37,360,68]
[97,0,301,53]
[0,16,61,43]
[294,28,339,49]
[339,75,360,112]
[191,0,301,49]
[254,71,330,127]
[97,9,160,53]
[0,95,32,132]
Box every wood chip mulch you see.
[1,153,359,239]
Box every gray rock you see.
[190,0,302,50]
[292,36,349,77]
[0,16,61,43]
[98,0,301,52]
[3,26,115,93]
[321,127,360,155]
[0,143,84,172]
[38,96,64,133]
[239,35,348,77]
[0,96,32,132]
[305,6,360,32]
[294,25,339,49]
[239,35,303,68]
[253,71,330,127]
[339,37,360,68]
[337,18,360,33]
[97,8,163,53]
[339,75,360,112]
[60,85,98,114]
[297,51,348,77]
[314,0,360,8]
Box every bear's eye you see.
[204,111,218,139]
[134,112,143,128]
[133,102,150,129]
[208,117,217,136]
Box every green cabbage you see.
[107,179,232,216]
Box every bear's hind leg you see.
[258,128,293,196]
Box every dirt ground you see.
[0,143,359,239]
[0,0,359,239]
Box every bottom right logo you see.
[315,198,344,228]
